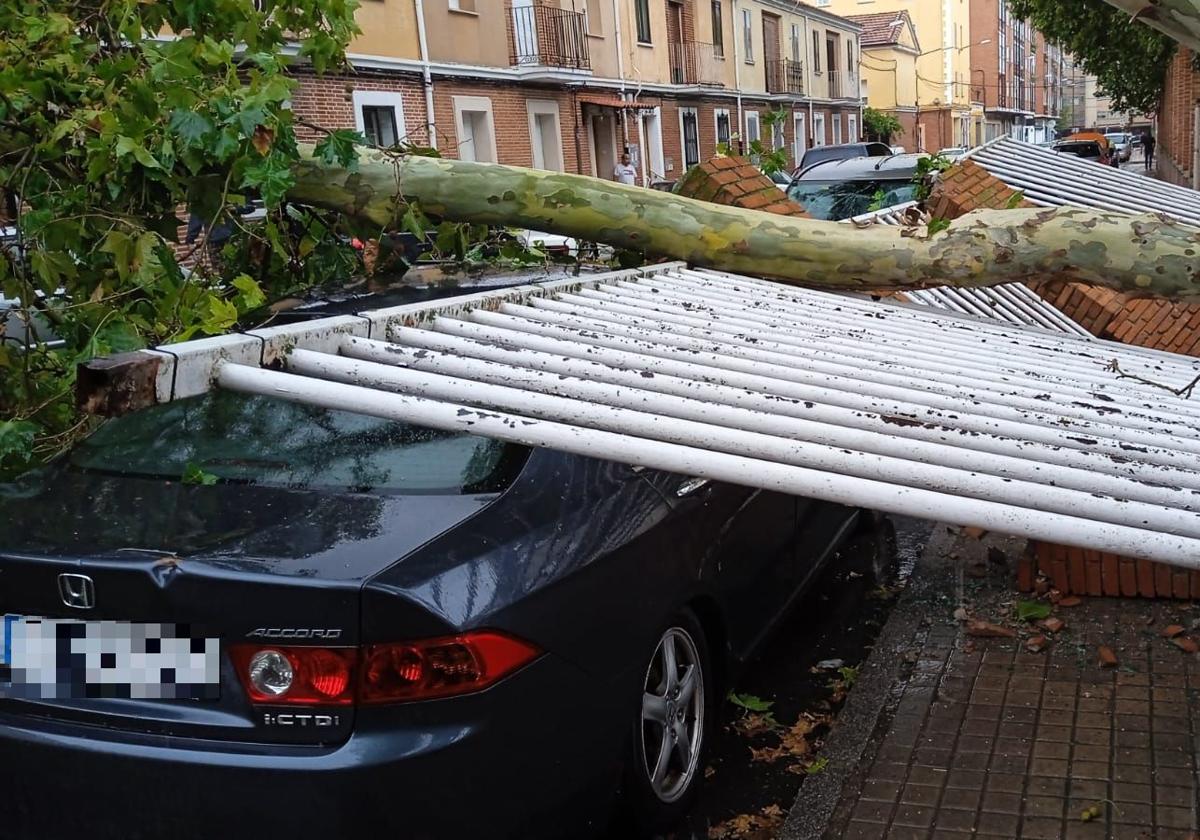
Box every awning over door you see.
[81,263,1200,568]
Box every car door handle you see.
[675,477,711,498]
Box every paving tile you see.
[1019,816,1065,839]
[1157,805,1198,830]
[1070,778,1109,800]
[892,804,935,829]
[1073,727,1113,746]
[1072,744,1110,764]
[907,765,950,787]
[938,787,980,812]
[869,762,909,783]
[884,826,929,840]
[980,791,1021,814]
[901,785,942,807]
[1027,776,1067,798]
[1033,741,1070,760]
[974,811,1018,835]
[1036,724,1071,742]
[862,779,903,803]
[1025,796,1066,820]
[1111,781,1152,804]
[944,769,985,791]
[843,821,889,840]
[1028,757,1067,777]
[1156,785,1195,809]
[931,809,975,832]
[1063,821,1108,839]
[1154,767,1196,788]
[985,773,1025,794]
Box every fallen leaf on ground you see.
[1025,634,1048,653]
[704,766,716,779]
[1015,600,1052,621]
[1038,617,1065,634]
[1080,802,1104,822]
[961,525,987,539]
[1162,624,1186,638]
[749,745,788,763]
[733,712,778,737]
[1058,595,1083,607]
[1171,636,1198,653]
[1033,577,1050,595]
[966,620,1017,638]
[1048,589,1063,603]
[708,804,787,839]
[1098,646,1118,668]
[953,606,969,622]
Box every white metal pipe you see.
[215,362,1200,568]
[666,268,1200,379]
[466,308,1200,473]
[676,267,1200,374]
[387,325,1200,495]
[413,0,437,150]
[331,339,1200,524]
[502,300,1200,457]
[1006,282,1096,338]
[577,282,1195,419]
[590,280,1200,422]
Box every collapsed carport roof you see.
[965,135,1200,225]
[80,263,1200,567]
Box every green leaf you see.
[313,129,363,168]
[927,217,951,236]
[727,691,774,713]
[114,135,162,170]
[168,109,214,147]
[231,274,265,310]
[241,153,295,205]
[200,296,239,335]
[181,462,219,486]
[805,756,829,774]
[1015,600,1052,622]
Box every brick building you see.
[1157,47,1199,189]
[844,11,920,148]
[288,0,864,185]
[969,0,1065,145]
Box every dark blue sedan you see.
[0,380,872,838]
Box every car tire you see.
[620,610,713,835]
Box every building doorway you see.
[589,110,619,180]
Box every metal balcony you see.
[507,4,590,70]
[668,40,725,86]
[766,58,804,95]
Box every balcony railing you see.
[766,58,804,95]
[506,4,590,70]
[668,40,725,86]
[828,70,842,99]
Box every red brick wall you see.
[1157,47,1198,188]
[1019,543,1200,600]
[290,70,428,144]
[676,155,808,216]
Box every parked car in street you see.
[1051,137,1111,166]
[0,304,881,839]
[1103,132,1133,162]
[787,154,927,220]
[798,141,893,171]
[936,146,968,162]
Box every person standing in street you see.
[613,152,638,186]
[1143,131,1156,172]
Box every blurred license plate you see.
[0,615,220,699]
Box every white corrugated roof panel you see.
[91,263,1200,568]
[965,135,1200,226]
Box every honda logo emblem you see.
[57,573,95,609]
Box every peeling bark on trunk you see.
[288,154,1200,302]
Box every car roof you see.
[796,153,927,180]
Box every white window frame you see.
[742,8,754,62]
[832,112,842,145]
[714,108,732,148]
[792,111,807,164]
[526,99,564,172]
[745,110,761,145]
[847,113,858,144]
[640,107,666,184]
[813,112,826,147]
[453,95,498,163]
[352,90,406,147]
[790,24,801,62]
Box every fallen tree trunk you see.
[288,154,1200,301]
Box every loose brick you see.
[1098,646,1119,668]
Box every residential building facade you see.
[291,1,864,186]
[845,11,920,147]
[969,0,1064,145]
[820,0,976,152]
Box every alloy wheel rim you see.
[639,626,705,803]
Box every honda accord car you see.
[0,365,876,839]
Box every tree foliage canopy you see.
[862,108,902,144]
[0,0,365,476]
[1008,0,1176,115]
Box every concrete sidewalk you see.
[783,526,1200,840]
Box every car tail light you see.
[230,645,357,706]
[230,631,539,706]
[360,631,541,704]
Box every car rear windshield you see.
[1055,142,1101,158]
[787,179,919,220]
[69,390,524,494]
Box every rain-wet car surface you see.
[0,289,870,840]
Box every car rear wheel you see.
[622,611,712,833]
